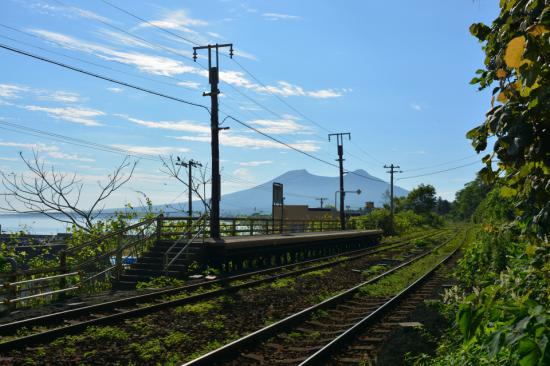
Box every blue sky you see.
[0,0,499,210]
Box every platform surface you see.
[202,230,382,250]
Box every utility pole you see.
[176,157,202,236]
[384,163,402,231]
[315,197,328,208]
[193,43,234,239]
[329,133,351,230]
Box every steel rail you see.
[181,230,462,366]
[299,242,462,364]
[0,229,449,350]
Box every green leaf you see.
[470,23,491,41]
[457,305,473,340]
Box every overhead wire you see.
[0,38,395,190]
[0,43,210,112]
[84,0,340,161]
[402,155,479,173]
[397,161,480,180]
[0,24,204,93]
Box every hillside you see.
[213,169,407,215]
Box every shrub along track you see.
[0,228,456,365]
[181,228,466,366]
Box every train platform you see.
[198,230,383,270]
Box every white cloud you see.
[262,12,301,21]
[30,29,343,98]
[31,29,201,77]
[97,29,154,49]
[23,105,105,126]
[238,160,273,167]
[0,84,28,98]
[0,141,94,161]
[207,31,223,39]
[39,91,82,103]
[46,151,95,162]
[232,167,254,182]
[172,133,320,152]
[110,144,189,155]
[410,103,422,111]
[116,114,210,133]
[250,116,312,134]
[307,89,344,98]
[1,83,84,103]
[107,87,124,93]
[233,49,258,61]
[0,157,17,161]
[218,71,345,99]
[139,9,208,33]
[28,2,113,23]
[177,81,202,89]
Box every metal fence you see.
[0,214,346,310]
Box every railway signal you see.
[329,133,351,230]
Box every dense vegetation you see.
[415,1,549,365]
[350,183,446,234]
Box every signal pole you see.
[329,133,351,230]
[384,163,402,231]
[315,197,328,208]
[193,43,234,239]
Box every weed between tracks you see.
[358,233,463,297]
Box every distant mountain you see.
[206,169,409,215]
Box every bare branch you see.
[0,152,137,232]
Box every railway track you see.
[182,229,465,366]
[0,228,451,352]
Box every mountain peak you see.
[277,169,311,178]
[351,169,370,175]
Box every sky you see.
[0,0,499,212]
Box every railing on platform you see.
[0,214,346,310]
[157,216,342,237]
[0,217,159,310]
[163,214,207,272]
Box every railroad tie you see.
[296,327,343,336]
[265,342,284,351]
[273,356,308,364]
[305,320,356,329]
[358,336,384,342]
[240,352,264,363]
[335,356,374,365]
[286,345,323,352]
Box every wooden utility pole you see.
[329,133,351,230]
[384,163,402,231]
[193,43,234,239]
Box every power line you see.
[0,34,388,186]
[0,43,210,112]
[0,24,202,93]
[0,121,161,162]
[99,0,200,47]
[84,1,362,164]
[0,121,282,195]
[48,1,338,163]
[223,115,339,168]
[397,161,480,180]
[402,155,479,173]
[51,0,197,64]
